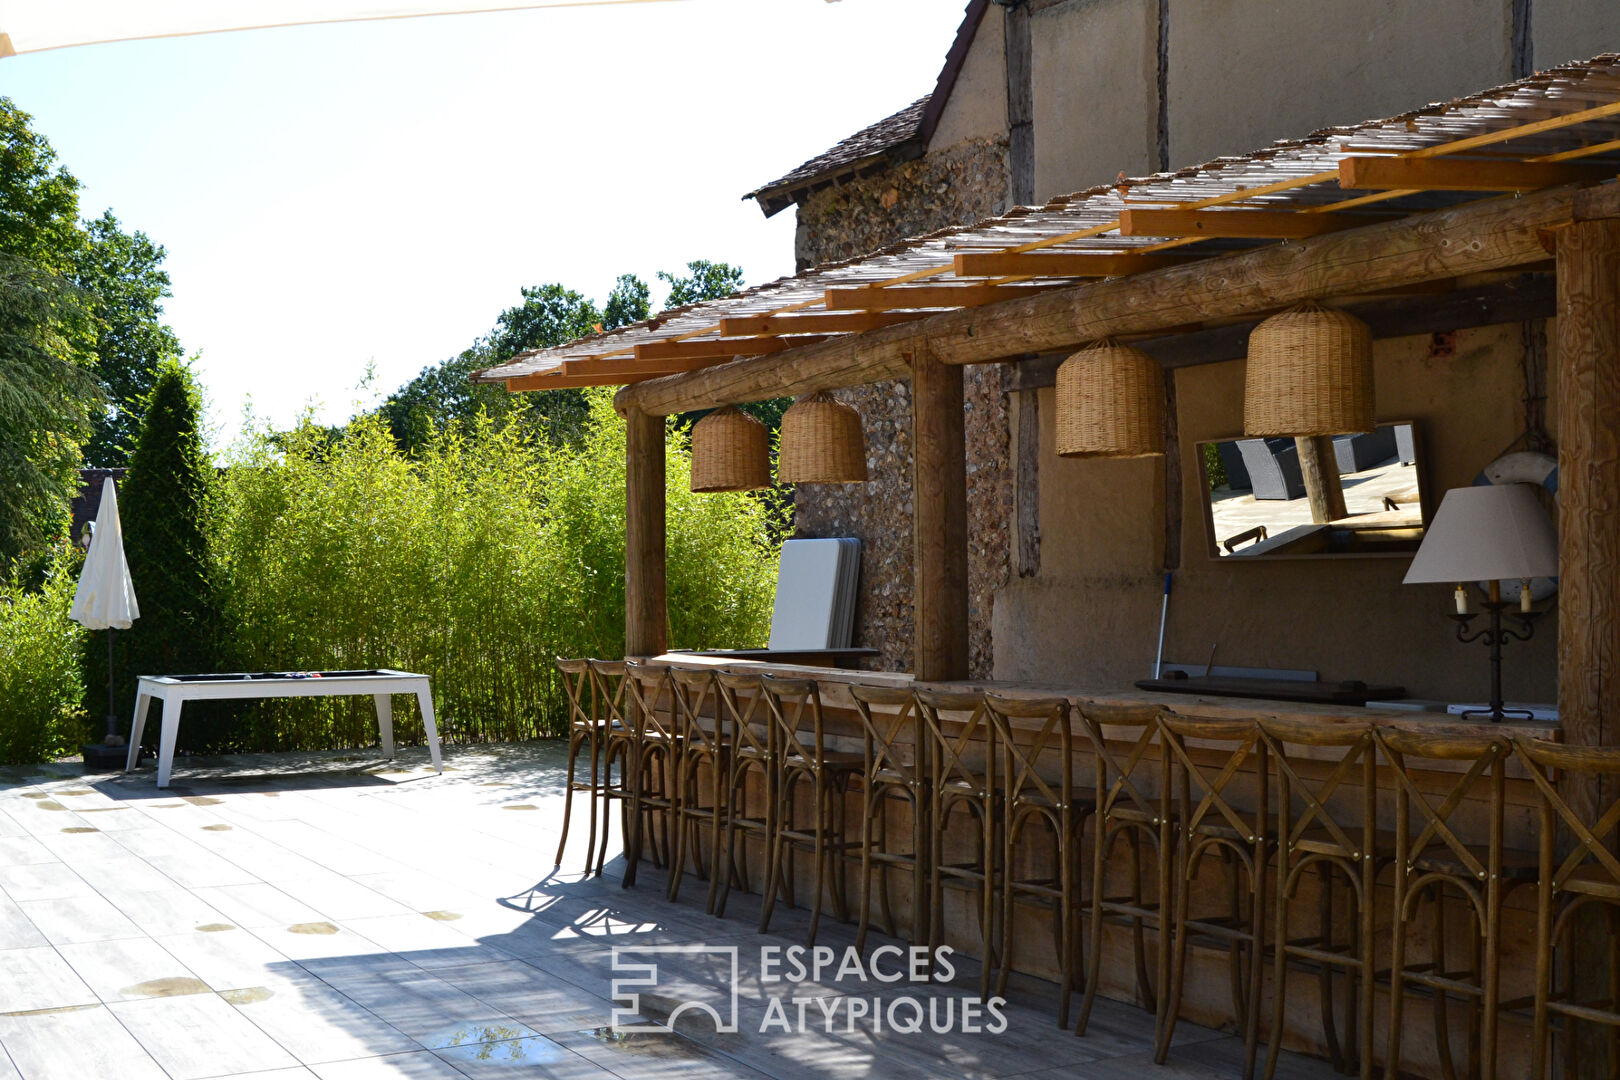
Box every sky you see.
[0,0,965,446]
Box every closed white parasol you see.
[70,477,139,758]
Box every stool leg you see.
[1076,820,1110,1035]
[667,757,689,903]
[1156,841,1190,1064]
[857,779,877,954]
[555,727,581,869]
[1264,863,1291,1080]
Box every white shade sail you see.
[0,0,684,56]
[69,477,140,631]
[1403,483,1560,586]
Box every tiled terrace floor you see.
[0,742,1337,1079]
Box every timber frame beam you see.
[616,179,1620,417]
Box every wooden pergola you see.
[473,56,1620,759]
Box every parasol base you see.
[81,742,131,773]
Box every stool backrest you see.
[1515,739,1620,895]
[1257,716,1377,862]
[984,692,1073,810]
[1160,709,1269,845]
[557,658,593,731]
[759,676,828,765]
[1378,728,1512,886]
[1077,702,1164,824]
[587,660,627,730]
[915,688,994,796]
[849,683,920,776]
[623,659,676,741]
[667,665,722,755]
[717,671,771,760]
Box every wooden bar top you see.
[640,653,1560,742]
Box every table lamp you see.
[1403,483,1559,720]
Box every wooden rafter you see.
[950,251,1194,277]
[631,336,828,361]
[507,368,694,391]
[1117,207,1373,239]
[717,311,927,336]
[1339,156,1615,192]
[558,355,728,377]
[824,284,1054,311]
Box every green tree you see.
[72,211,184,466]
[95,360,223,748]
[0,98,83,276]
[658,259,743,309]
[602,272,651,329]
[0,254,98,566]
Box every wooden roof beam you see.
[824,284,1054,310]
[717,311,928,336]
[631,336,828,362]
[616,179,1615,416]
[1117,207,1376,239]
[950,251,1195,277]
[1339,156,1615,192]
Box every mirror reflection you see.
[1201,423,1427,557]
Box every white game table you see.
[125,669,443,788]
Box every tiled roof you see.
[744,97,930,217]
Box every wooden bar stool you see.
[553,658,600,872]
[714,670,777,924]
[984,691,1094,1028]
[621,659,679,890]
[666,664,728,913]
[1157,710,1271,1078]
[1075,703,1171,1043]
[915,687,1000,999]
[1381,728,1536,1080]
[848,682,931,953]
[588,659,633,879]
[1515,738,1620,1078]
[758,675,862,945]
[1257,716,1380,1080]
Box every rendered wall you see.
[1030,0,1159,200]
[993,321,1560,703]
[929,2,1007,149]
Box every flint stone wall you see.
[788,136,1012,678]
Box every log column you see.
[1556,218,1620,753]
[911,345,970,681]
[625,407,667,658]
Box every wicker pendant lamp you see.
[1055,339,1165,457]
[1244,302,1374,436]
[777,391,868,483]
[690,405,770,492]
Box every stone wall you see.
[793,136,1010,272]
[790,135,1012,677]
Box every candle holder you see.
[1448,581,1541,722]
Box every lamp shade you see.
[690,406,770,492]
[777,391,868,483]
[1055,339,1164,457]
[1244,302,1374,437]
[1403,483,1559,584]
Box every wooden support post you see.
[1296,435,1348,524]
[625,408,667,658]
[911,345,970,681]
[1556,218,1620,1072]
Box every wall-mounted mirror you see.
[1199,422,1429,558]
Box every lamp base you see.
[80,742,130,773]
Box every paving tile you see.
[0,945,99,1012]
[194,884,330,929]
[0,897,45,951]
[340,914,513,969]
[0,862,93,903]
[57,936,211,1003]
[267,872,415,921]
[0,837,55,868]
[430,960,619,1035]
[308,961,537,1049]
[17,893,143,945]
[157,928,297,992]
[227,973,421,1065]
[433,1033,610,1079]
[310,1051,469,1079]
[70,853,183,895]
[547,1027,775,1080]
[248,921,389,963]
[0,1003,168,1080]
[108,888,234,936]
[110,991,302,1080]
